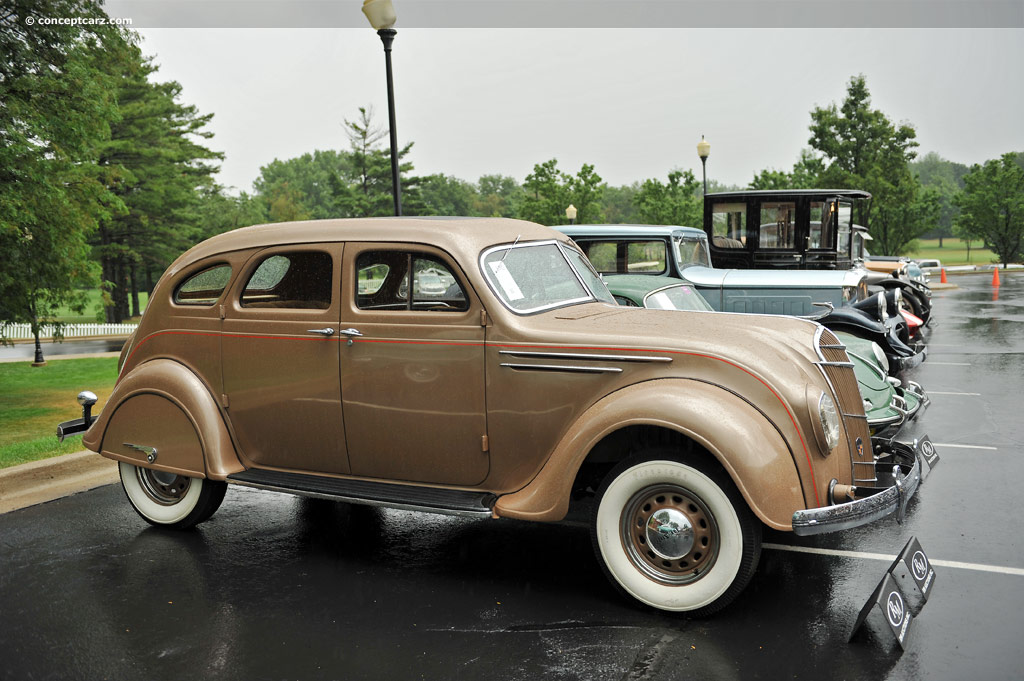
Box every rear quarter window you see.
[174,265,233,306]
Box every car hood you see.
[681,265,864,290]
[524,303,826,373]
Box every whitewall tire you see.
[591,450,761,615]
[119,462,227,529]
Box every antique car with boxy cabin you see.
[57,217,935,615]
[703,188,933,325]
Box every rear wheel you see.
[591,449,761,615]
[119,462,227,529]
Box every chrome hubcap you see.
[136,467,190,505]
[621,484,719,585]
[645,508,694,560]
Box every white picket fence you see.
[1,322,138,340]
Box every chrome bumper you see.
[893,343,927,371]
[791,435,937,537]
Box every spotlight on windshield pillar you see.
[697,135,711,195]
[565,204,578,225]
[363,0,402,216]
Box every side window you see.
[174,265,232,306]
[356,251,468,312]
[581,241,617,273]
[711,202,748,248]
[837,201,853,257]
[240,251,333,309]
[809,200,835,250]
[758,202,797,249]
[578,240,667,274]
[625,241,667,273]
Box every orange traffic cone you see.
[992,267,1001,287]
[940,268,948,284]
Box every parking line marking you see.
[927,361,972,366]
[928,391,981,396]
[764,544,1024,576]
[933,443,998,450]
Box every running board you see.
[227,469,496,518]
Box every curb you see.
[0,450,119,514]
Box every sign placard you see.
[850,572,914,649]
[890,536,936,606]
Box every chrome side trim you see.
[792,455,921,536]
[815,360,856,368]
[499,363,623,374]
[498,350,671,363]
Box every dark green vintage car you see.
[605,274,932,443]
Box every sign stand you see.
[850,536,936,650]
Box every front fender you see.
[82,359,243,480]
[493,379,806,530]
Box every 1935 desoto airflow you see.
[58,217,934,614]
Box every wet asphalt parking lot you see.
[2,272,1022,681]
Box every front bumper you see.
[868,380,929,432]
[791,426,938,536]
[892,341,927,372]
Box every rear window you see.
[174,265,232,306]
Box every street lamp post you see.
[697,135,710,195]
[362,0,402,216]
[565,204,577,225]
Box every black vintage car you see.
[703,189,932,325]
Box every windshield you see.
[644,284,714,312]
[481,240,613,314]
[673,234,711,270]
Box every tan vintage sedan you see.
[58,217,932,615]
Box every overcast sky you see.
[135,27,1024,194]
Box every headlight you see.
[893,288,902,310]
[818,393,840,451]
[877,292,887,319]
[871,342,890,374]
[807,389,841,455]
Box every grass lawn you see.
[0,357,119,469]
[905,238,1000,266]
[51,289,148,323]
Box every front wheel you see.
[119,462,227,529]
[591,450,761,615]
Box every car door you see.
[221,243,350,474]
[339,243,488,486]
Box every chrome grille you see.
[815,327,875,485]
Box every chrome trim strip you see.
[497,350,672,363]
[500,362,623,374]
[792,455,921,536]
[815,360,856,368]
[227,480,494,518]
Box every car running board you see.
[227,469,496,518]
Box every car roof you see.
[558,224,705,238]
[166,216,561,276]
[706,189,872,201]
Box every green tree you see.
[911,151,969,245]
[633,170,702,227]
[92,45,222,322]
[417,174,478,216]
[517,159,605,225]
[0,0,127,354]
[602,183,640,224]
[808,74,920,231]
[344,106,418,216]
[473,174,522,217]
[954,154,1024,268]
[194,186,267,240]
[254,150,355,220]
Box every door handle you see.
[340,328,362,345]
[307,328,335,336]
